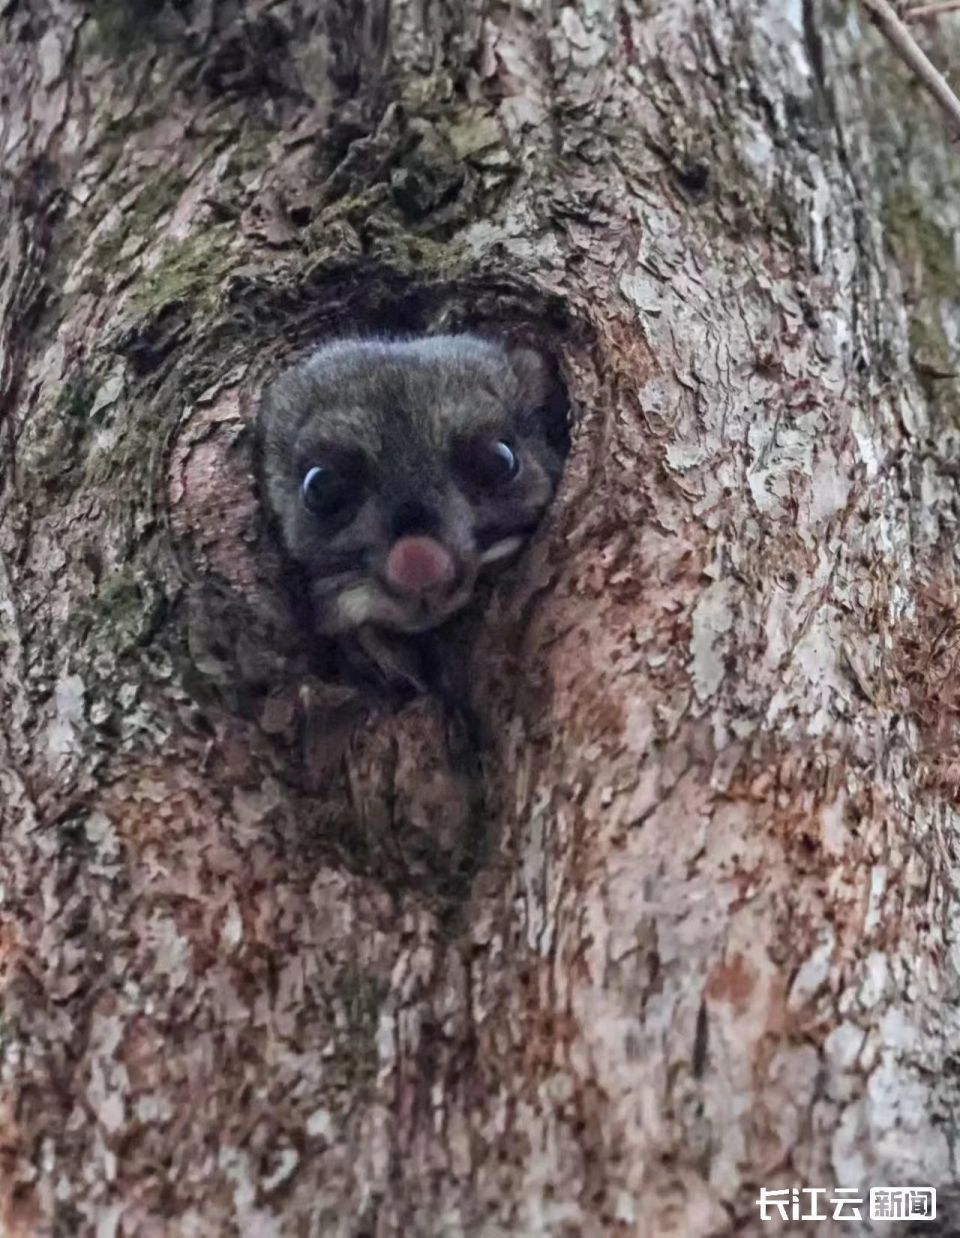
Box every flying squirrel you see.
[256,333,568,701]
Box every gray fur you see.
[257,333,565,682]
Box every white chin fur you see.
[325,580,469,635]
[479,535,524,564]
[331,583,381,630]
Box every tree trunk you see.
[2,0,959,1234]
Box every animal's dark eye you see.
[490,440,519,479]
[458,438,521,490]
[301,465,354,518]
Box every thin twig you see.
[905,1,960,22]
[860,0,960,135]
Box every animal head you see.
[258,334,567,636]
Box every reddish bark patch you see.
[0,1095,42,1238]
[705,952,757,1015]
[893,577,960,801]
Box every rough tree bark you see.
[2,0,960,1234]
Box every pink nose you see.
[384,536,456,597]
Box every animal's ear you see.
[505,335,570,456]
[507,342,554,411]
